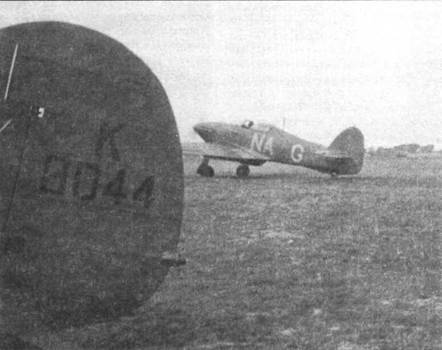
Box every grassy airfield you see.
[47,154,440,349]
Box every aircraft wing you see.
[182,142,270,162]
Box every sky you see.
[1,1,441,148]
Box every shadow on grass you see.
[75,303,277,349]
[0,333,42,350]
[187,173,442,189]
[76,306,197,350]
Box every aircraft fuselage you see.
[193,122,362,175]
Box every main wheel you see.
[197,164,214,177]
[236,164,250,178]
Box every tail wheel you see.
[197,164,214,177]
[236,164,250,178]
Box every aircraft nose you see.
[193,123,207,134]
[193,122,217,142]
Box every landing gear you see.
[236,164,250,178]
[197,158,214,177]
[198,165,214,177]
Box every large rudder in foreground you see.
[0,21,183,335]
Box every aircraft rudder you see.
[329,127,365,174]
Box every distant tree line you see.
[367,144,436,157]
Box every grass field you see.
[41,155,441,350]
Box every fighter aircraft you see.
[184,120,364,177]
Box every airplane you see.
[184,120,364,178]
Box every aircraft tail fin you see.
[328,127,364,174]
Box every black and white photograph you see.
[0,2,440,349]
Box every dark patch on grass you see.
[75,307,196,349]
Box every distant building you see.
[372,143,437,157]
[374,146,395,157]
[392,143,420,153]
[366,147,377,156]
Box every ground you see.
[38,155,441,349]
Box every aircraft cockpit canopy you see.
[240,120,273,132]
[252,124,272,132]
[241,120,254,129]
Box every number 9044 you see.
[39,154,154,208]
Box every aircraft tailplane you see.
[328,127,364,174]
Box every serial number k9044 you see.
[39,154,155,208]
